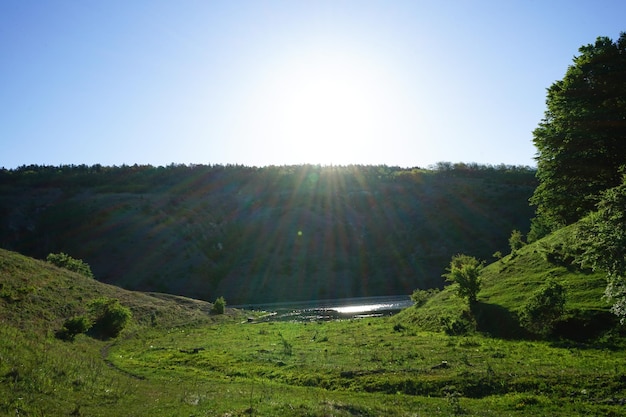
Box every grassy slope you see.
[3,243,626,416]
[397,223,617,340]
[0,248,223,331]
[0,248,236,416]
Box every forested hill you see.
[0,163,536,304]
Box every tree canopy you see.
[530,33,626,231]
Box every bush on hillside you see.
[212,296,226,314]
[540,237,588,270]
[440,311,476,336]
[57,315,93,341]
[541,243,575,267]
[46,252,94,279]
[410,288,440,308]
[88,298,132,339]
[519,280,566,336]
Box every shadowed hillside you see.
[0,163,536,304]
[0,247,221,332]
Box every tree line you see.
[0,163,537,205]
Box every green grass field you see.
[2,225,626,416]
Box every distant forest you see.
[0,163,536,304]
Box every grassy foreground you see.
[4,314,626,416]
[2,247,626,416]
[106,317,626,416]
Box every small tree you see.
[212,296,226,314]
[508,229,525,253]
[442,254,484,306]
[519,279,566,336]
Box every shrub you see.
[46,252,94,278]
[57,315,92,341]
[410,288,440,308]
[212,296,226,314]
[88,298,132,339]
[540,241,583,269]
[519,280,566,336]
[440,313,475,336]
[64,315,92,335]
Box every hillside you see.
[4,247,626,416]
[0,247,243,416]
[0,163,536,304]
[0,247,226,332]
[397,222,621,341]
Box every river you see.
[236,295,413,322]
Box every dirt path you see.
[100,341,146,380]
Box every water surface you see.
[238,295,413,322]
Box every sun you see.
[277,59,375,161]
[244,45,400,165]
[275,53,383,164]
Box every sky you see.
[1,1,625,169]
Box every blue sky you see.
[1,1,624,169]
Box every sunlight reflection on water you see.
[332,303,395,314]
[241,296,413,322]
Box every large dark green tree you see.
[531,33,626,231]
